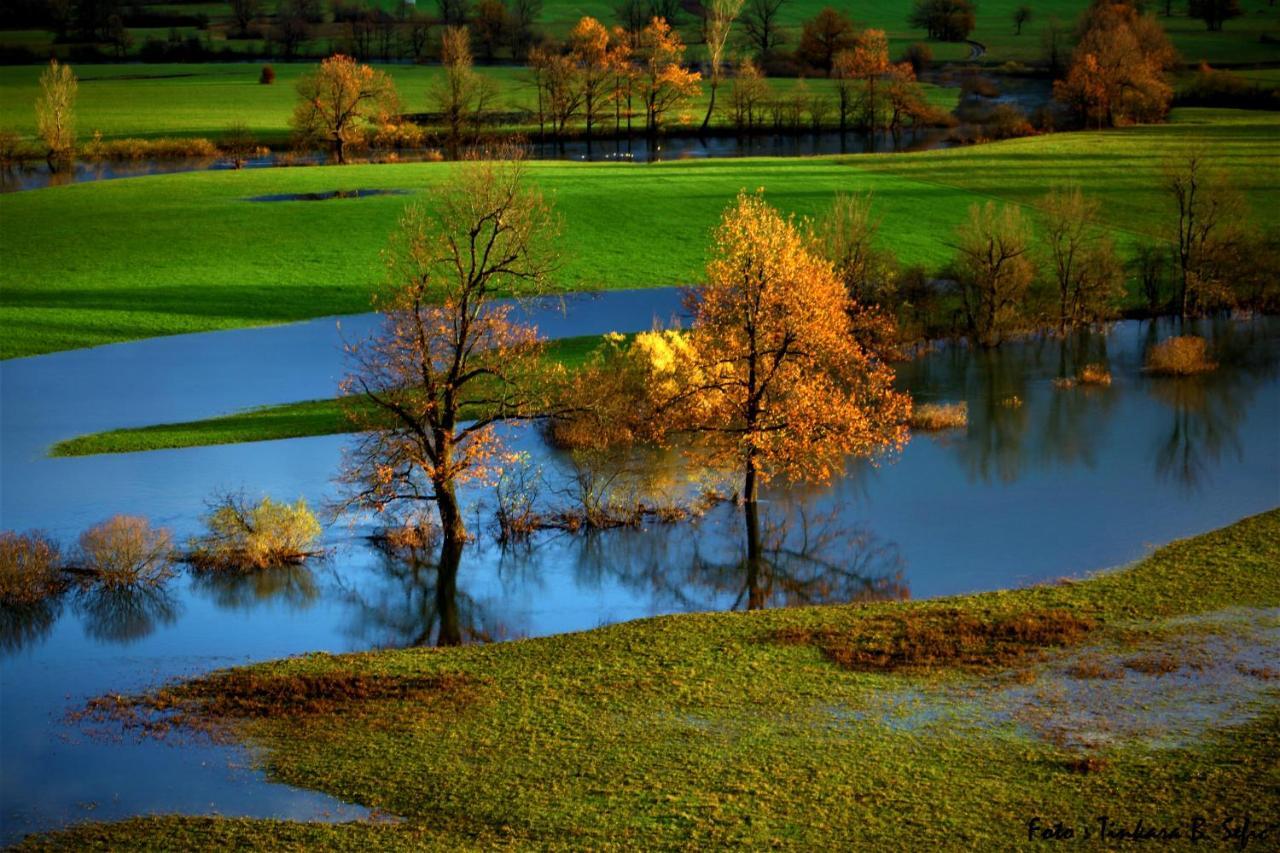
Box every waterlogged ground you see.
[0,295,1277,842]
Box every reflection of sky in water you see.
[0,298,1277,842]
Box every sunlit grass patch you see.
[775,607,1096,673]
[908,401,968,431]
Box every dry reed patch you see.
[76,670,483,741]
[1067,657,1126,680]
[775,608,1096,673]
[1145,336,1217,376]
[909,402,968,431]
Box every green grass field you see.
[4,0,1277,65]
[22,509,1280,849]
[47,334,608,456]
[3,107,1277,360]
[0,62,959,144]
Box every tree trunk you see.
[744,497,765,610]
[701,77,719,133]
[435,535,462,646]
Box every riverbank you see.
[19,509,1280,849]
[3,108,1278,360]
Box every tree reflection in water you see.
[74,585,181,645]
[0,598,63,654]
[190,564,321,612]
[341,540,511,649]
[1144,318,1278,492]
[515,499,908,613]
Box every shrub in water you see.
[1145,336,1216,376]
[77,516,175,588]
[909,401,968,431]
[189,494,322,570]
[1077,363,1112,386]
[0,531,65,604]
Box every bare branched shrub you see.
[1145,336,1217,376]
[220,122,259,169]
[0,531,65,604]
[188,494,322,570]
[77,516,175,588]
[909,402,968,431]
[494,454,543,544]
[370,509,440,560]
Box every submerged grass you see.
[29,509,1280,850]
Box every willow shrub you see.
[189,495,322,571]
[0,530,65,604]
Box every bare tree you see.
[230,0,261,38]
[342,147,561,586]
[741,0,787,60]
[1165,150,1249,318]
[700,0,744,132]
[434,26,496,153]
[953,202,1036,347]
[1013,5,1032,36]
[1039,185,1124,332]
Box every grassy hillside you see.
[3,1,1276,65]
[2,108,1277,359]
[21,509,1280,849]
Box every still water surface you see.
[1,292,1277,842]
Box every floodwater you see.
[0,128,952,193]
[1,291,1277,843]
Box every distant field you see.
[0,63,958,144]
[2,107,1276,360]
[1,0,1276,67]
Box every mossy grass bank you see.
[26,509,1280,850]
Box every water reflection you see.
[340,543,507,648]
[74,585,182,645]
[190,564,321,612]
[0,598,62,654]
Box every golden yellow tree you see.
[636,17,702,134]
[290,54,398,164]
[35,58,76,162]
[341,148,561,611]
[680,192,910,502]
[569,17,616,137]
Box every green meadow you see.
[4,0,1277,65]
[24,510,1280,849]
[3,107,1277,360]
[0,62,959,144]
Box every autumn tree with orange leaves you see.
[1053,0,1178,128]
[637,193,909,562]
[635,17,702,133]
[340,148,560,622]
[678,192,907,581]
[290,54,398,163]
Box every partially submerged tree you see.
[290,54,398,163]
[1038,185,1124,332]
[652,190,909,523]
[341,147,561,591]
[663,192,908,582]
[953,201,1036,347]
[700,0,745,131]
[35,58,76,163]
[1164,150,1249,318]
